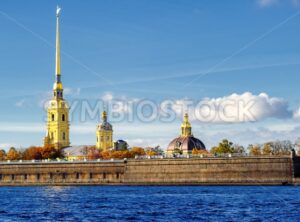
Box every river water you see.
[0,186,299,221]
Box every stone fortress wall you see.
[0,156,300,186]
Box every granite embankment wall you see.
[0,157,298,186]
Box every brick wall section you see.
[0,161,126,186]
[124,157,293,185]
[0,157,295,186]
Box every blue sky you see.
[1,0,300,149]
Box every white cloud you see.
[169,92,292,123]
[293,107,300,119]
[204,125,300,149]
[257,0,279,7]
[257,0,299,7]
[101,92,114,102]
[0,123,44,133]
[15,99,26,107]
[64,87,81,96]
[100,92,139,114]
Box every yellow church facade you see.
[44,7,70,149]
[96,111,113,151]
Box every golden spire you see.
[181,112,192,137]
[53,6,63,99]
[56,6,61,76]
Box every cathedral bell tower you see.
[96,111,113,151]
[44,6,70,149]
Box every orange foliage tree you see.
[98,147,146,160]
[6,147,21,160]
[22,146,43,160]
[40,145,63,159]
[130,147,146,156]
[192,149,209,155]
[0,149,6,161]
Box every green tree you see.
[210,139,234,154]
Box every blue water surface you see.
[0,186,299,221]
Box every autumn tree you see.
[22,146,42,160]
[130,147,146,156]
[262,143,272,155]
[0,149,6,161]
[192,149,209,155]
[110,150,132,159]
[6,147,21,160]
[99,150,111,160]
[41,145,63,159]
[248,144,261,156]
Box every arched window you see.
[51,114,55,121]
[62,114,65,121]
[63,132,66,140]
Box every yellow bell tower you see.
[44,6,70,149]
[96,111,113,151]
[181,112,192,137]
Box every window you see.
[11,175,14,180]
[89,173,93,179]
[24,174,27,180]
[76,172,80,179]
[37,174,40,180]
[63,132,66,140]
[0,174,2,180]
[49,173,53,179]
[62,173,67,179]
[103,173,106,179]
[62,114,65,121]
[176,141,182,149]
[51,132,54,139]
[101,136,104,142]
[51,114,55,121]
[106,136,109,141]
